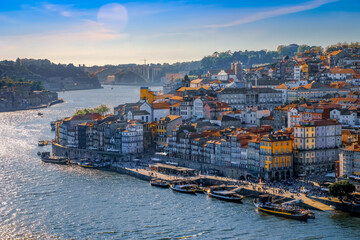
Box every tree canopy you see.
[75,105,110,116]
[329,180,355,198]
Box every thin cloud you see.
[207,0,338,28]
[0,20,128,43]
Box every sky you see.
[0,0,359,66]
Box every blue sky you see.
[0,0,359,65]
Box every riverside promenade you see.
[110,163,334,211]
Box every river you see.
[0,85,360,239]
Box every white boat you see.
[170,184,196,195]
[208,190,243,203]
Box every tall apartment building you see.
[259,132,293,181]
[293,120,341,176]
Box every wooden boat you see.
[42,157,68,164]
[208,190,243,203]
[169,184,197,195]
[38,140,48,146]
[150,180,169,188]
[254,196,313,221]
[78,161,98,168]
[40,152,67,164]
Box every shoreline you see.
[51,143,342,212]
[54,86,103,92]
[0,98,65,113]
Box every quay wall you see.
[309,197,360,213]
[110,165,152,181]
[52,143,132,162]
[167,157,249,180]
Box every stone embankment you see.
[52,143,340,212]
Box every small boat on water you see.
[169,184,197,195]
[254,195,313,221]
[150,180,169,188]
[40,152,68,164]
[38,140,48,146]
[208,190,243,203]
[78,161,98,168]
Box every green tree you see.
[30,80,44,91]
[75,105,110,116]
[94,105,110,115]
[297,45,311,53]
[329,180,355,199]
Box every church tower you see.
[182,75,190,87]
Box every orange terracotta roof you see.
[152,102,170,109]
[330,67,357,75]
[276,83,288,89]
[170,96,183,101]
[155,94,175,100]
[328,50,342,56]
[170,102,181,107]
[160,115,181,121]
[190,79,203,84]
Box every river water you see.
[0,85,360,239]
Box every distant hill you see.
[0,59,101,91]
[113,70,147,85]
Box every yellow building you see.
[140,87,155,103]
[156,115,182,150]
[260,131,293,181]
[294,123,315,150]
[301,63,309,80]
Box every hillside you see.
[113,70,147,85]
[0,59,102,91]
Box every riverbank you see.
[0,98,64,113]
[52,142,342,212]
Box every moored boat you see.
[254,195,313,221]
[38,140,48,146]
[150,180,169,188]
[169,184,197,195]
[78,161,98,168]
[40,152,68,164]
[208,190,243,203]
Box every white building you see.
[180,96,193,120]
[294,66,301,81]
[121,121,143,154]
[241,107,270,127]
[330,109,358,127]
[288,107,300,128]
[193,98,204,119]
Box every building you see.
[293,120,342,176]
[217,88,282,111]
[259,131,293,181]
[156,115,182,150]
[140,87,155,103]
[330,108,359,127]
[340,144,360,178]
[287,82,350,102]
[240,107,270,127]
[121,121,144,154]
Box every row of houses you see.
[164,119,341,181]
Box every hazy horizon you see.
[1,0,359,66]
